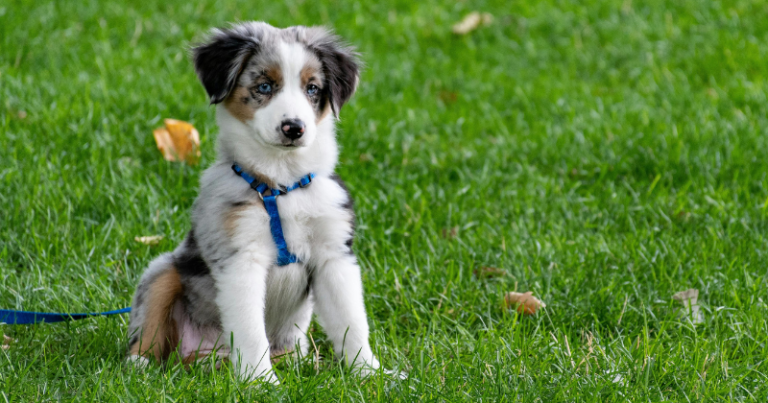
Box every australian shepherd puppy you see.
[126,22,394,383]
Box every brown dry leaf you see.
[134,235,164,245]
[437,90,458,104]
[359,153,373,162]
[452,12,494,35]
[2,334,13,350]
[474,266,506,279]
[504,291,546,315]
[672,288,704,324]
[153,119,201,164]
[441,226,458,239]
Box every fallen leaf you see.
[153,119,201,164]
[359,153,373,162]
[672,288,704,324]
[135,235,164,245]
[118,156,139,170]
[437,90,458,103]
[441,227,458,239]
[2,334,13,350]
[474,266,506,279]
[504,291,546,315]
[452,11,494,35]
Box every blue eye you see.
[307,84,318,96]
[257,83,272,94]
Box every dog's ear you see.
[304,28,361,117]
[192,27,261,104]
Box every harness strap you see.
[0,307,131,325]
[232,164,314,266]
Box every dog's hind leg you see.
[126,253,183,364]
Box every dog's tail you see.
[126,254,183,362]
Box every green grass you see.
[2,0,768,401]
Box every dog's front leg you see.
[213,253,277,383]
[312,253,381,374]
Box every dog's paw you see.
[126,355,150,369]
[383,368,408,380]
[236,363,280,385]
[262,370,281,385]
[374,368,407,380]
[245,371,280,386]
[354,364,407,380]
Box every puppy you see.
[126,22,391,382]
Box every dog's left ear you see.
[304,28,361,118]
[192,26,261,104]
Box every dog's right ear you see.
[192,28,260,104]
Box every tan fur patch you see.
[224,201,259,237]
[264,64,283,86]
[317,103,333,123]
[300,59,329,123]
[224,86,257,123]
[225,61,284,124]
[300,64,321,87]
[128,268,183,361]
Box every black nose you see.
[281,119,305,140]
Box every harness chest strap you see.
[231,164,314,266]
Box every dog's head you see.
[192,22,360,149]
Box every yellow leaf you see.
[134,235,164,245]
[672,288,704,324]
[152,119,201,164]
[452,12,494,35]
[474,266,506,279]
[2,334,13,350]
[504,291,546,315]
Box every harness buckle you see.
[298,175,313,188]
[250,182,271,200]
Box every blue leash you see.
[1,164,310,324]
[232,164,314,266]
[0,307,131,325]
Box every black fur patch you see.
[307,32,360,117]
[174,231,211,277]
[192,28,261,104]
[304,270,313,298]
[330,173,356,250]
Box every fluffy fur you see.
[126,22,395,383]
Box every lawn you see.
[2,0,768,401]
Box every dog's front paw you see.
[249,371,280,385]
[382,368,408,380]
[352,362,407,380]
[235,362,280,385]
[125,355,150,369]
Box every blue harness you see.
[231,164,314,266]
[0,165,313,325]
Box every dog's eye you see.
[257,83,272,94]
[306,84,318,96]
